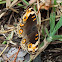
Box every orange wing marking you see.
[22,39,26,44]
[32,16,35,18]
[33,18,36,21]
[19,29,23,34]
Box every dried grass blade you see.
[6,0,11,8]
[9,0,18,8]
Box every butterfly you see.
[17,7,39,54]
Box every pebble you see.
[18,50,27,57]
[6,47,27,61]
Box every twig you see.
[8,12,13,24]
[9,0,18,8]
[13,46,21,62]
[0,12,6,18]
[37,3,59,15]
[0,42,9,56]
[37,3,45,15]
[9,8,19,13]
[13,0,22,6]
[37,0,41,24]
[37,0,41,40]
[37,4,58,10]
[51,41,62,44]
[0,28,14,34]
[0,51,8,60]
[0,0,18,18]
[0,44,17,47]
[37,0,41,49]
[47,49,61,52]
[41,15,62,22]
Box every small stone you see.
[6,47,27,61]
[7,47,18,58]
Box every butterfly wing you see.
[19,7,39,53]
